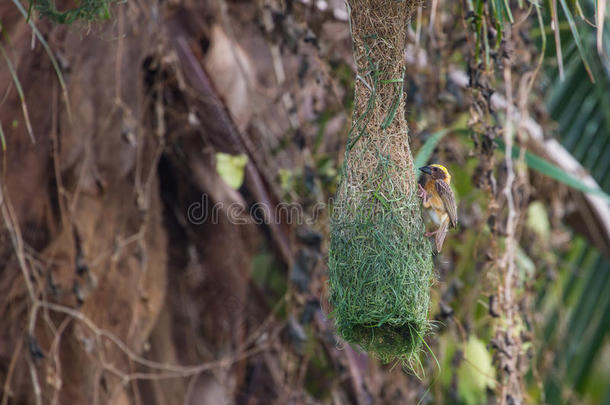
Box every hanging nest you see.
[329,0,434,363]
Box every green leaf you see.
[495,139,610,202]
[557,0,595,82]
[414,129,450,176]
[216,153,248,190]
[415,130,609,201]
[457,337,496,405]
[527,201,551,239]
[278,168,296,194]
[516,246,536,283]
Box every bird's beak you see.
[419,166,432,175]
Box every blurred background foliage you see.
[1,0,609,403]
[404,0,610,401]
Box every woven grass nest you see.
[329,0,434,364]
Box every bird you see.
[417,164,458,252]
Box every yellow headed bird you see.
[418,164,458,252]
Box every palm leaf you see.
[496,139,610,202]
[414,130,610,202]
[414,129,450,176]
[557,0,595,81]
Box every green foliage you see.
[413,118,610,403]
[413,129,449,175]
[414,129,610,202]
[457,337,496,405]
[27,0,117,24]
[539,4,610,400]
[314,154,339,192]
[251,251,286,307]
[278,168,296,197]
[539,242,610,404]
[526,201,551,239]
[304,342,335,399]
[215,152,248,190]
[496,138,610,202]
[556,0,594,81]
[544,1,610,193]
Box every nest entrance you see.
[329,0,433,363]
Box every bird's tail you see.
[434,219,449,253]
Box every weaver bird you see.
[418,164,458,252]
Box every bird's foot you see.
[424,230,438,237]
[418,184,429,204]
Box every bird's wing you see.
[435,180,458,228]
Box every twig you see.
[50,317,72,405]
[497,26,524,405]
[549,0,564,80]
[115,6,125,104]
[428,0,439,45]
[100,344,268,385]
[1,180,44,405]
[25,351,42,405]
[182,373,200,405]
[502,41,517,344]
[0,185,36,302]
[0,337,23,405]
[11,0,73,122]
[0,44,35,144]
[50,79,68,227]
[39,301,274,376]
